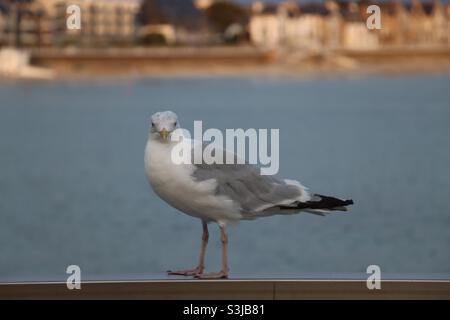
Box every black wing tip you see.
[310,194,354,210]
[344,199,354,206]
[279,195,354,212]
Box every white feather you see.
[145,137,242,223]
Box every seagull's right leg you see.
[167,221,209,276]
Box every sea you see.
[1,74,449,281]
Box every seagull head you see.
[150,111,179,141]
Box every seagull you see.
[145,111,354,279]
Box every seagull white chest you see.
[144,138,241,223]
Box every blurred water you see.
[0,74,450,281]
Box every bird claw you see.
[167,267,203,276]
[194,271,228,280]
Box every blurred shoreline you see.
[2,46,450,81]
[32,46,450,78]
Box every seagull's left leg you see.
[195,223,229,279]
[167,220,209,276]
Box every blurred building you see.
[45,0,140,47]
[249,0,378,50]
[0,0,140,48]
[137,0,208,45]
[1,0,449,50]
[360,0,449,46]
[0,1,48,47]
[250,1,328,49]
[0,3,7,45]
[431,0,447,44]
[194,0,214,10]
[291,5,328,49]
[447,3,450,45]
[341,1,379,49]
[249,3,282,48]
[249,0,450,50]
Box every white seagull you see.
[145,111,354,279]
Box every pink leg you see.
[195,223,229,279]
[167,221,209,276]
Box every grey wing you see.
[192,161,309,219]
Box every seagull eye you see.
[151,122,155,127]
[174,121,177,126]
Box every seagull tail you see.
[278,194,354,216]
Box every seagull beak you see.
[159,128,169,140]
